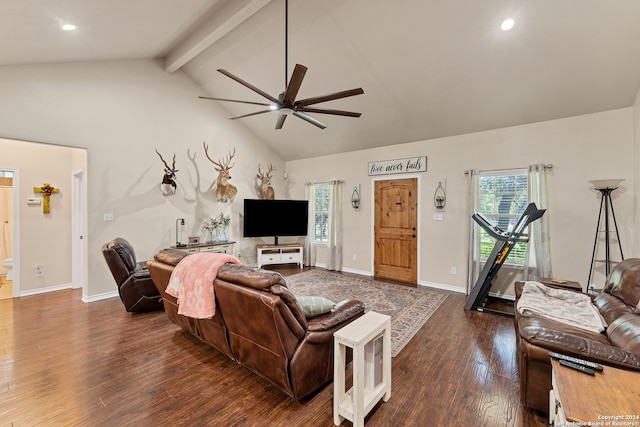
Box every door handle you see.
[412,234,416,238]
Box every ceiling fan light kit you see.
[199,0,363,130]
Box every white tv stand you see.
[257,244,303,269]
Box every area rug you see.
[285,269,448,357]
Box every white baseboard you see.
[340,267,373,277]
[82,290,119,303]
[419,280,466,294]
[19,282,72,297]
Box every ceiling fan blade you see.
[229,109,273,120]
[293,111,327,129]
[218,69,279,104]
[282,64,307,105]
[275,113,287,129]
[295,88,364,107]
[297,107,361,117]
[198,96,271,107]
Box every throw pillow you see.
[297,296,336,319]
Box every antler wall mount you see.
[257,163,276,199]
[203,142,238,203]
[155,149,178,196]
[199,0,364,130]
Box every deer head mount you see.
[203,142,238,203]
[257,163,276,200]
[155,149,178,196]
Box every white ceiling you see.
[3,0,640,161]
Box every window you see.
[478,169,529,265]
[314,183,329,243]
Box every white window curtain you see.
[526,164,552,279]
[304,182,316,267]
[326,180,343,271]
[466,169,480,295]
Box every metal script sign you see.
[368,156,427,176]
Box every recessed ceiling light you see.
[501,18,515,31]
[61,24,77,31]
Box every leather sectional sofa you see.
[514,258,640,414]
[147,248,365,401]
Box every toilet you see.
[2,258,13,281]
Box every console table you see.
[257,244,303,268]
[334,311,392,427]
[550,359,640,425]
[172,241,235,254]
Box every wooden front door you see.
[374,178,418,283]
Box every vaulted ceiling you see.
[3,0,640,160]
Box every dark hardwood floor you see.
[0,267,548,426]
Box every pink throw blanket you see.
[166,252,241,319]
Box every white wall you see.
[0,59,284,298]
[286,108,635,293]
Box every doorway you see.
[72,169,86,291]
[373,177,419,283]
[0,170,14,299]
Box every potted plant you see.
[201,217,220,243]
[217,212,231,242]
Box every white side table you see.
[334,311,392,427]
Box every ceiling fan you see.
[199,0,364,130]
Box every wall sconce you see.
[434,181,446,210]
[351,185,361,210]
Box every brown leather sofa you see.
[101,237,163,312]
[147,248,365,401]
[514,258,640,414]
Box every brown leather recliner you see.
[101,238,163,312]
[147,249,366,401]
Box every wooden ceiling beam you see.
[164,0,272,73]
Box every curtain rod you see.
[305,180,344,185]
[464,164,553,175]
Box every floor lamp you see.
[587,179,624,292]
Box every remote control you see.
[559,359,596,375]
[549,352,604,372]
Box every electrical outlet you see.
[433,213,443,221]
[104,213,114,222]
[36,266,44,277]
[450,267,457,275]
[352,253,357,261]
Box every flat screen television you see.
[243,199,308,245]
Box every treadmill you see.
[464,202,546,317]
